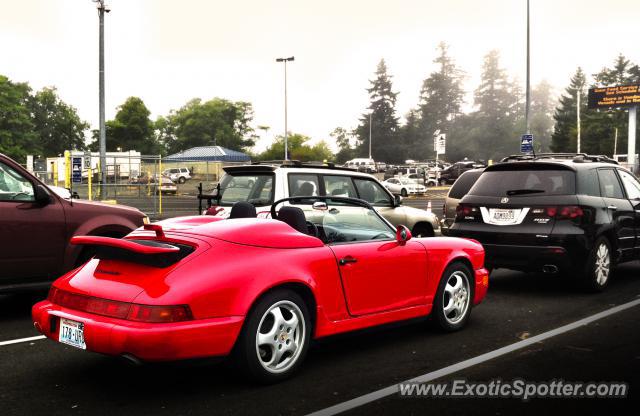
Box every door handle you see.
[339,256,358,266]
[607,205,618,211]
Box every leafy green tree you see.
[0,75,38,161]
[550,68,586,153]
[30,87,88,156]
[330,127,358,164]
[355,60,401,163]
[163,98,255,154]
[258,134,333,162]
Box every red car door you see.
[329,240,429,316]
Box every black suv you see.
[448,153,640,291]
[439,160,486,185]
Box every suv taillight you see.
[544,206,584,219]
[456,204,479,220]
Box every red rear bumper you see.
[473,268,489,305]
[32,301,244,361]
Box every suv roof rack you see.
[250,160,358,171]
[500,153,619,165]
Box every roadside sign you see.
[83,152,91,169]
[72,157,82,183]
[434,134,446,155]
[521,134,533,154]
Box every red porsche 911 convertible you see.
[33,197,488,382]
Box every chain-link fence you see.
[33,153,247,219]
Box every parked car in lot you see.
[162,167,191,184]
[440,168,485,236]
[382,177,426,196]
[345,158,376,173]
[0,153,147,292]
[449,153,640,291]
[439,160,486,185]
[33,196,488,382]
[199,160,440,237]
[153,176,178,195]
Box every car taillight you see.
[49,287,192,323]
[127,304,193,323]
[456,204,479,220]
[543,206,584,219]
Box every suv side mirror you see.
[396,225,412,244]
[394,194,403,206]
[34,184,52,205]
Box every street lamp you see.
[276,56,294,160]
[367,109,374,160]
[93,0,110,198]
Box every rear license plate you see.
[492,209,516,221]
[59,318,86,350]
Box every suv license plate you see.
[59,318,86,350]
[492,209,516,221]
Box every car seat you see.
[229,201,257,218]
[277,206,308,234]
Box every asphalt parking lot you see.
[2,262,638,415]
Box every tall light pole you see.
[577,86,582,153]
[276,56,294,160]
[94,0,110,197]
[525,0,531,134]
[368,110,373,160]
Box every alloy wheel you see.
[442,271,470,325]
[255,300,306,374]
[594,243,610,286]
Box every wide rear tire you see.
[578,236,612,292]
[234,289,311,384]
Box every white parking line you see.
[306,297,640,416]
[0,335,46,346]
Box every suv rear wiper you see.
[505,189,545,196]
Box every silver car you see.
[382,177,426,197]
[206,162,440,237]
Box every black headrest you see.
[229,201,257,219]
[277,206,308,234]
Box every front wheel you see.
[234,289,311,383]
[579,237,613,292]
[400,188,408,197]
[432,262,473,332]
[178,177,186,184]
[439,179,447,186]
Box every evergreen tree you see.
[355,59,401,163]
[410,42,466,160]
[530,80,555,152]
[550,68,586,153]
[471,50,519,159]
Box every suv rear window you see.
[218,173,274,206]
[469,169,575,197]
[449,170,484,199]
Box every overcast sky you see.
[1,0,639,152]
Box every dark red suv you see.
[0,153,147,292]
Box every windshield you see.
[469,169,575,197]
[217,172,274,206]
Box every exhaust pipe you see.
[542,264,558,274]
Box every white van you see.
[345,158,376,173]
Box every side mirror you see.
[396,225,412,244]
[394,194,403,206]
[34,184,52,205]
[312,201,328,211]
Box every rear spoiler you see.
[71,236,179,254]
[71,236,192,268]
